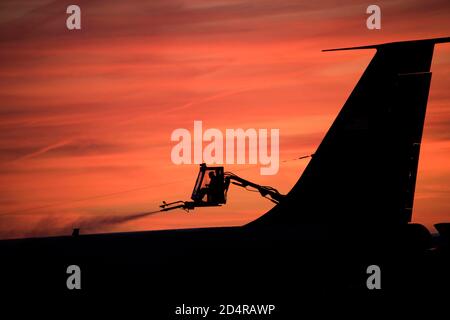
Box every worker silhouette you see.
[207,171,221,202]
[198,171,221,203]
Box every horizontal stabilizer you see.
[323,36,450,52]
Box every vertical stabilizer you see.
[250,37,450,228]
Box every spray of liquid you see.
[74,209,163,232]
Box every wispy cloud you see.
[14,139,73,161]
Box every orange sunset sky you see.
[0,0,449,239]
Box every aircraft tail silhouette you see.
[250,37,450,228]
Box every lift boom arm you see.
[159,166,284,212]
[224,173,284,204]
